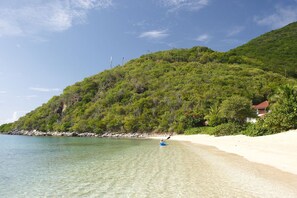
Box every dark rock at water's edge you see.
[6,130,151,138]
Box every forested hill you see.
[229,22,297,78]
[1,22,297,135]
[0,46,293,134]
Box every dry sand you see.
[154,129,297,176]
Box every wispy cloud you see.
[139,30,169,39]
[29,87,61,92]
[0,91,7,94]
[133,20,147,28]
[195,34,211,43]
[17,95,39,100]
[0,0,113,37]
[160,0,209,11]
[254,5,297,29]
[25,95,38,99]
[222,38,244,46]
[227,26,245,37]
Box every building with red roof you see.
[253,100,269,117]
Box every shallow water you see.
[0,135,296,198]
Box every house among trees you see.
[253,100,269,117]
[247,100,269,123]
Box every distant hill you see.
[229,22,297,78]
[1,23,297,134]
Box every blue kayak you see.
[160,142,167,146]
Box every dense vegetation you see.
[0,47,293,134]
[1,22,297,136]
[230,22,297,78]
[243,85,297,136]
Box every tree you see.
[219,96,255,124]
[259,85,297,134]
[205,102,223,126]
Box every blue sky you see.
[0,0,297,125]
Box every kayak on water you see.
[160,136,171,146]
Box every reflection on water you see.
[0,135,296,198]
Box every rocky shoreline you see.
[5,130,150,138]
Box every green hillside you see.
[1,22,297,135]
[229,22,297,78]
[0,46,293,134]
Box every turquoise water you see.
[1,135,191,197]
[1,135,158,197]
[1,135,297,198]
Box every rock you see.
[72,132,78,137]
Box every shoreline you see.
[3,130,150,138]
[4,129,297,176]
[155,130,297,176]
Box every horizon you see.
[1,0,297,125]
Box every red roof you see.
[253,101,269,109]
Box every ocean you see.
[0,134,296,198]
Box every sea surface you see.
[1,134,297,198]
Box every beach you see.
[7,135,297,197]
[2,133,297,197]
[158,130,297,176]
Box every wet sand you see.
[179,141,297,197]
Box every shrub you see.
[184,127,215,135]
[0,123,14,133]
[242,123,264,136]
[251,85,297,136]
[210,122,242,136]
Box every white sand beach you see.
[155,130,297,176]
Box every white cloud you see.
[0,111,28,125]
[12,112,20,121]
[72,0,112,9]
[0,91,7,94]
[29,87,61,92]
[227,26,245,37]
[255,5,297,29]
[139,30,169,39]
[160,0,209,11]
[0,0,112,37]
[195,34,210,43]
[0,19,23,37]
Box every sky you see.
[1,0,297,125]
